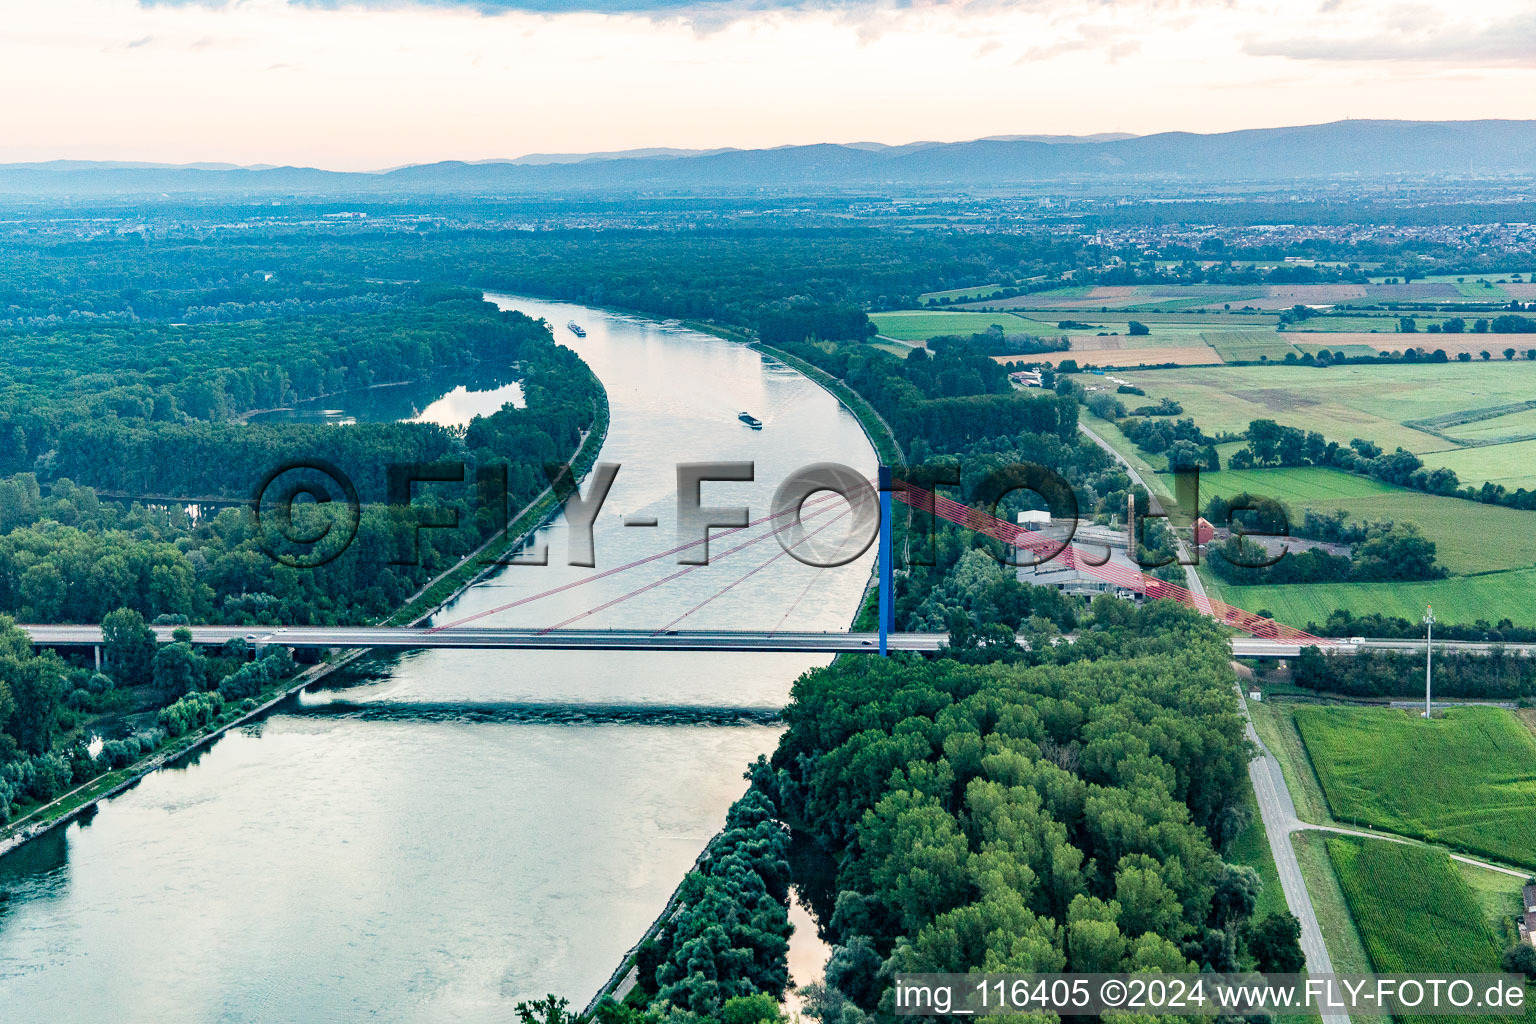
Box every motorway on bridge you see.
[19,625,1536,657]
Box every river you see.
[0,296,873,1022]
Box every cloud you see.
[1248,11,1536,64]
[143,0,919,14]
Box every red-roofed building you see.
[1194,517,1215,547]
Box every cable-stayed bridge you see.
[31,474,1480,660]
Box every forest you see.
[0,288,602,626]
[604,604,1300,1021]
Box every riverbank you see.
[0,373,610,859]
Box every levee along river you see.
[0,295,875,1022]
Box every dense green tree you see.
[1502,943,1536,979]
[0,649,65,756]
[1247,912,1306,973]
[102,608,158,688]
[152,641,204,699]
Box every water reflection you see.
[247,369,524,428]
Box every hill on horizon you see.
[3,120,1534,196]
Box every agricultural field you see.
[918,283,1007,302]
[1200,465,1399,503]
[1368,272,1535,285]
[868,310,1032,341]
[1326,836,1519,1023]
[1067,333,1216,351]
[1292,831,1373,975]
[955,279,1536,313]
[1457,280,1509,299]
[1199,466,1536,575]
[1293,334,1536,359]
[1217,568,1536,630]
[1052,345,1220,367]
[1459,860,1533,951]
[1059,310,1279,326]
[1285,314,1510,333]
[1103,360,1536,490]
[956,285,1264,311]
[1438,404,1536,445]
[1202,330,1301,362]
[1292,340,1398,358]
[1295,706,1536,869]
[1432,438,1536,492]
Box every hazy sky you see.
[2,0,1534,169]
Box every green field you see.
[1327,836,1515,1016]
[1202,330,1301,362]
[1286,315,1466,333]
[1370,273,1535,285]
[1459,859,1533,950]
[1058,311,1279,327]
[1201,465,1397,503]
[1296,706,1536,869]
[870,310,1060,341]
[1442,405,1536,445]
[1431,438,1536,491]
[919,283,1007,302]
[1199,466,1536,575]
[1220,567,1536,631]
[1457,280,1510,299]
[1293,831,1373,974]
[870,310,1015,340]
[1104,361,1536,491]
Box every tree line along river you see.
[0,295,875,1022]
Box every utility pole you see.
[1423,604,1435,718]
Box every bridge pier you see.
[878,466,893,657]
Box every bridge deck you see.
[17,625,1535,658]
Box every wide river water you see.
[0,296,876,1022]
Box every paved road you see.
[1244,712,1351,1024]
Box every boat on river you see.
[567,321,586,337]
[738,411,762,429]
